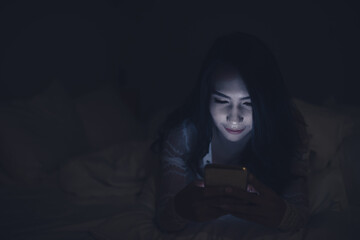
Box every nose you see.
[227,107,244,124]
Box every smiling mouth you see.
[224,127,245,134]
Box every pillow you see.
[293,98,353,214]
[323,102,360,135]
[340,134,360,206]
[308,166,348,215]
[293,98,354,171]
[319,102,360,205]
[0,80,88,185]
[75,83,145,150]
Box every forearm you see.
[279,168,310,231]
[278,200,309,232]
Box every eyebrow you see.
[213,90,251,100]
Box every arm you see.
[156,120,229,232]
[156,161,190,231]
[202,149,310,232]
[278,149,310,231]
[155,121,195,232]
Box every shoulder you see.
[168,119,197,137]
[163,119,198,156]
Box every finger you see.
[246,184,260,195]
[204,197,248,207]
[223,186,263,205]
[197,197,222,207]
[247,173,271,196]
[194,180,205,188]
[194,205,228,221]
[231,212,270,226]
[219,204,266,216]
[203,186,226,197]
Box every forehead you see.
[211,66,249,95]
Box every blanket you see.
[60,140,311,240]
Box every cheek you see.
[245,111,253,128]
[209,104,225,122]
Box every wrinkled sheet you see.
[58,140,307,240]
[7,140,352,240]
[0,185,128,240]
[89,176,309,240]
[0,141,152,240]
[89,176,357,240]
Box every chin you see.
[226,136,245,142]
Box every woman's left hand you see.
[204,173,286,228]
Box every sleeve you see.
[278,146,311,232]
[155,120,198,232]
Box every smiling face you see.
[209,66,253,143]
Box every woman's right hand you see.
[174,180,227,222]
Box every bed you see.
[1,79,359,240]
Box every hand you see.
[174,180,228,222]
[204,173,286,228]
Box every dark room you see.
[0,0,360,239]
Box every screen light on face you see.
[209,68,253,143]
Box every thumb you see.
[194,179,205,188]
[247,173,268,195]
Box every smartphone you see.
[204,164,248,190]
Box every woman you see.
[151,32,310,234]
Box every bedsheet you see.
[90,179,306,240]
[3,139,355,240]
[0,185,128,240]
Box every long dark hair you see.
[151,32,308,193]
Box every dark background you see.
[0,1,359,238]
[1,0,360,116]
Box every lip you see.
[225,127,245,134]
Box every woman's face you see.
[209,67,253,142]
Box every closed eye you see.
[214,98,228,104]
[243,102,252,106]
